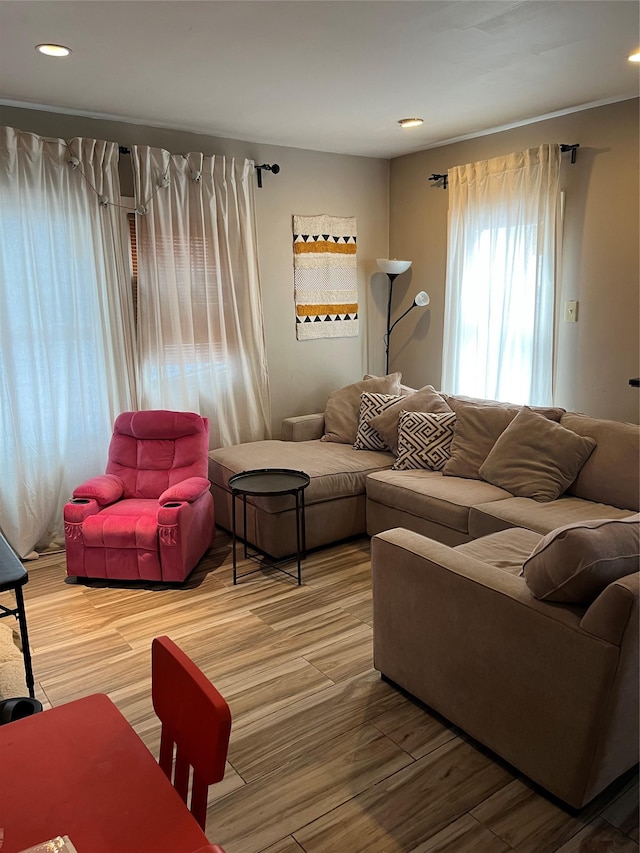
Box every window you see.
[442,145,561,406]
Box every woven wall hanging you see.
[292,214,358,340]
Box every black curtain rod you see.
[428,143,580,189]
[117,146,280,187]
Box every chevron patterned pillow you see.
[353,392,403,450]
[394,411,457,470]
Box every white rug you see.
[0,621,27,700]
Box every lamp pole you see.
[384,273,400,375]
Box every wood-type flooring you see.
[4,532,638,852]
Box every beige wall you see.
[0,105,390,436]
[389,98,639,424]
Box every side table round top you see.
[228,468,310,497]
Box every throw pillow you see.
[322,373,402,444]
[393,411,457,471]
[522,515,640,603]
[479,407,597,502]
[443,399,565,480]
[369,385,452,455]
[353,392,403,451]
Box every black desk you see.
[229,468,310,586]
[0,532,35,698]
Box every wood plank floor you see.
[5,532,639,852]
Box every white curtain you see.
[131,148,271,447]
[442,144,561,405]
[0,127,136,557]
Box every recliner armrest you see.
[281,413,325,442]
[159,477,211,505]
[72,474,124,506]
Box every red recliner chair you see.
[64,410,214,583]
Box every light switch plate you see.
[564,300,578,323]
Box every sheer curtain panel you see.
[0,128,136,557]
[442,144,561,406]
[131,148,271,447]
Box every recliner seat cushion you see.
[80,499,160,549]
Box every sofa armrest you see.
[371,527,624,808]
[281,413,325,442]
[580,573,639,645]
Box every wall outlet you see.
[564,300,578,323]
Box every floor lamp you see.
[376,259,430,374]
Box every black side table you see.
[229,468,310,585]
[0,533,35,698]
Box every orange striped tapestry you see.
[293,214,358,340]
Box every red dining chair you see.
[64,410,214,583]
[151,635,232,830]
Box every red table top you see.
[0,693,210,853]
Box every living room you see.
[0,2,639,852]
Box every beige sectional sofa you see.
[208,375,640,807]
[209,377,639,557]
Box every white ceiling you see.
[0,1,638,159]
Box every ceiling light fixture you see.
[628,50,640,62]
[36,43,72,57]
[398,118,424,129]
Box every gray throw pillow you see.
[479,406,597,501]
[322,373,402,444]
[522,515,640,603]
[368,385,451,455]
[443,399,565,480]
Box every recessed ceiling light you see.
[398,118,424,128]
[36,44,72,57]
[629,50,640,62]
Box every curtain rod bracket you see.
[255,163,280,188]
[428,173,448,189]
[560,143,580,164]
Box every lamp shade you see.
[414,291,430,307]
[376,259,412,275]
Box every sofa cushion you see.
[393,411,457,471]
[322,373,402,444]
[209,439,393,511]
[443,400,564,481]
[366,469,511,534]
[455,528,544,576]
[353,392,402,451]
[469,495,635,540]
[369,385,452,454]
[522,516,640,603]
[562,413,640,512]
[479,407,597,502]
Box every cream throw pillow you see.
[353,392,403,451]
[369,385,451,455]
[322,373,402,444]
[479,407,596,501]
[522,515,640,603]
[393,411,457,471]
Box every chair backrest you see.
[151,635,231,830]
[107,410,209,499]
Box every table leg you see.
[14,586,35,699]
[295,490,302,586]
[231,490,237,585]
